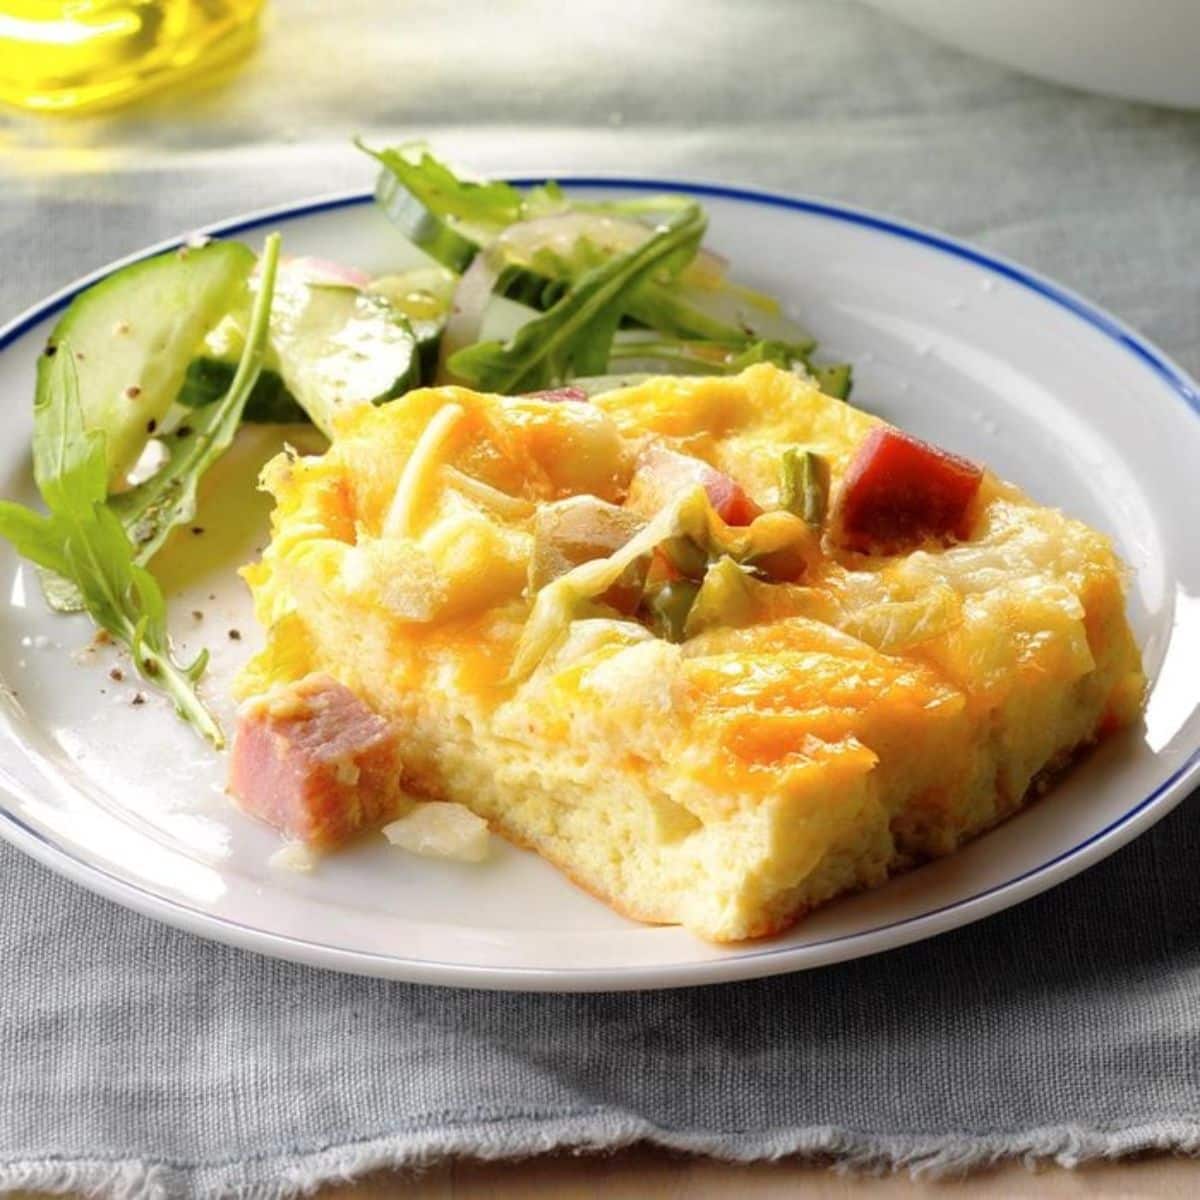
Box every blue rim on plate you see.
[0,177,1197,988]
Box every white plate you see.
[1,180,1198,992]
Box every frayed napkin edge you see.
[6,1113,1200,1199]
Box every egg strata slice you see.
[233,364,1144,942]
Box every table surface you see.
[321,1151,1199,1196]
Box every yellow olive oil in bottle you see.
[0,1,264,114]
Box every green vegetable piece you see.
[779,448,830,529]
[37,240,256,486]
[683,556,758,639]
[177,357,308,424]
[511,486,713,681]
[448,203,707,394]
[0,347,228,746]
[647,579,700,643]
[660,534,710,580]
[812,362,853,400]
[267,266,420,437]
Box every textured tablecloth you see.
[2,2,1200,1196]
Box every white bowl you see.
[864,0,1200,109]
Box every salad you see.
[0,143,853,745]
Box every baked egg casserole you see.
[230,363,1144,942]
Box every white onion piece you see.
[436,248,505,384]
[436,210,724,385]
[383,802,490,863]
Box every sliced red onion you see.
[523,387,590,404]
[284,256,370,290]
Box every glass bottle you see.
[0,1,264,114]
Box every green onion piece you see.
[779,448,830,529]
[647,579,701,643]
[660,534,709,580]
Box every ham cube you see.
[627,443,762,525]
[229,674,403,847]
[836,427,983,553]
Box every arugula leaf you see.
[0,349,224,745]
[357,139,523,229]
[0,504,69,578]
[112,235,282,563]
[448,203,706,393]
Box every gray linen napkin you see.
[2,2,1199,1195]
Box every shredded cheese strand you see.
[441,465,534,519]
[382,403,464,538]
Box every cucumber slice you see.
[38,240,255,485]
[374,169,488,275]
[363,142,526,274]
[373,170,553,308]
[268,264,420,436]
[176,357,308,424]
[365,269,453,384]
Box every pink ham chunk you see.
[229,674,403,847]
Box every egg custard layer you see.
[236,364,1144,942]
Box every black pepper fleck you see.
[176,425,193,438]
[146,419,157,434]
[191,526,204,536]
[125,385,142,400]
[44,344,57,358]
[132,692,147,706]
[191,610,204,621]
[142,658,160,676]
[228,629,242,641]
[109,667,124,682]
